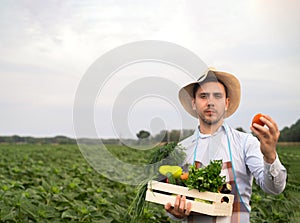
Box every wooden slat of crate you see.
[145,180,234,216]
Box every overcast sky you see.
[0,0,299,139]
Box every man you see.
[164,68,287,223]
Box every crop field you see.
[250,144,300,223]
[0,143,299,222]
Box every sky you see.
[0,0,299,139]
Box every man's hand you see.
[250,114,279,163]
[164,195,192,219]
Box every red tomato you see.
[252,113,265,126]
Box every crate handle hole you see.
[221,196,229,203]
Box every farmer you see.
[164,68,287,222]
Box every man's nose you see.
[207,96,214,106]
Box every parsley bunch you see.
[185,160,226,192]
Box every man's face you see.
[192,81,229,125]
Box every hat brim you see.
[178,69,241,118]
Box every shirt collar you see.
[196,122,227,139]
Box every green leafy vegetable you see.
[185,160,226,193]
[127,142,185,222]
[149,142,185,165]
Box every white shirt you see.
[170,123,287,222]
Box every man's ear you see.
[225,98,230,111]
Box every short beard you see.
[199,110,226,125]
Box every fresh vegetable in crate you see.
[127,142,186,223]
[185,160,226,193]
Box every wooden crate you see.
[145,180,234,216]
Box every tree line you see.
[1,118,299,144]
[0,135,76,144]
[278,119,300,142]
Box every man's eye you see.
[199,94,207,99]
[214,94,223,98]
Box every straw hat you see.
[178,67,241,118]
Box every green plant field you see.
[250,144,300,222]
[0,144,167,223]
[0,143,299,222]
